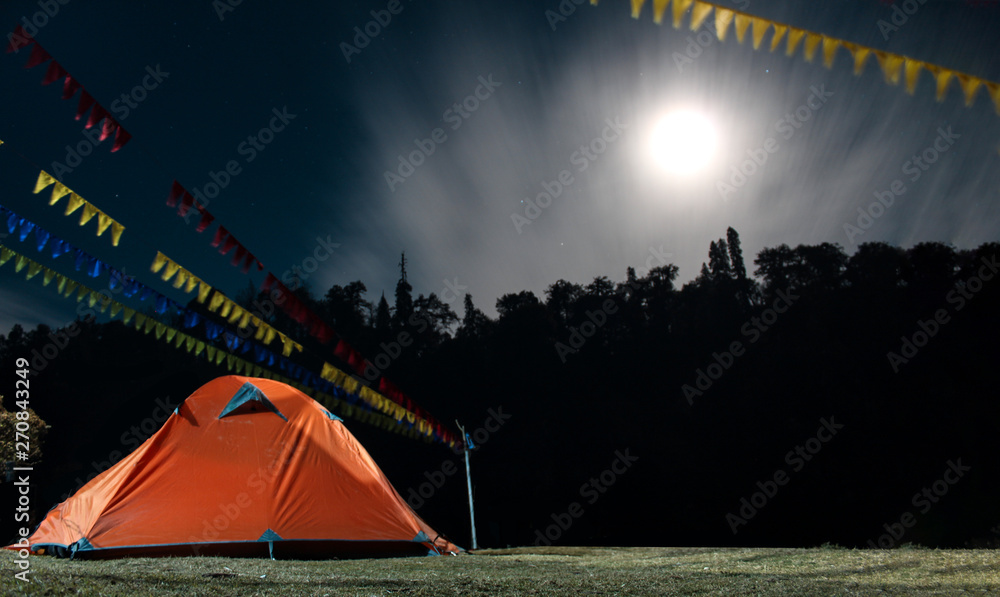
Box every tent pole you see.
[456,421,478,550]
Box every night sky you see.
[2,0,999,335]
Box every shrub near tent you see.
[6,376,459,559]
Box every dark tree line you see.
[2,230,998,549]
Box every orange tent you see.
[13,376,460,559]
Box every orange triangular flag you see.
[672,0,693,29]
[769,24,787,52]
[904,59,923,95]
[750,17,769,50]
[875,51,904,85]
[955,73,982,106]
[652,0,669,24]
[803,33,822,62]
[822,37,840,68]
[985,81,1000,115]
[843,42,870,76]
[733,14,751,44]
[786,28,805,57]
[714,8,734,41]
[631,0,646,19]
[689,1,712,30]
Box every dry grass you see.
[0,546,997,595]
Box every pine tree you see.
[392,252,414,330]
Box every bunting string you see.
[5,26,132,152]
[616,0,1000,112]
[0,242,439,442]
[31,171,126,246]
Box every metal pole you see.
[456,421,478,550]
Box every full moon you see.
[649,110,718,177]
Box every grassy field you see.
[0,546,997,596]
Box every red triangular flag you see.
[5,26,33,53]
[240,251,255,274]
[177,192,194,217]
[42,61,66,85]
[210,225,228,247]
[219,235,238,256]
[99,116,118,141]
[75,90,95,121]
[230,245,247,267]
[111,126,131,152]
[261,272,277,293]
[24,43,50,68]
[166,180,184,207]
[195,210,215,233]
[62,76,80,100]
[85,103,108,130]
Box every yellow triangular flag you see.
[184,274,199,294]
[150,252,168,274]
[714,7,734,41]
[956,73,982,106]
[185,336,195,352]
[652,0,669,25]
[254,320,266,340]
[844,42,870,76]
[875,51,904,85]
[227,305,244,325]
[64,193,85,217]
[174,331,185,349]
[162,260,181,283]
[55,273,67,294]
[215,350,225,366]
[822,37,840,68]
[786,27,805,56]
[155,322,166,339]
[803,32,822,62]
[122,307,135,324]
[219,298,233,318]
[206,345,217,361]
[109,301,123,318]
[165,327,177,343]
[750,17,769,49]
[672,0,693,29]
[689,1,712,31]
[172,269,190,290]
[631,0,646,19]
[49,183,71,206]
[75,285,89,303]
[144,318,156,334]
[194,341,205,357]
[225,354,235,371]
[25,262,42,281]
[79,203,98,227]
[263,327,276,345]
[197,281,213,303]
[134,312,147,330]
[904,59,923,95]
[63,279,78,298]
[238,311,251,329]
[208,291,225,312]
[925,65,952,102]
[32,171,55,194]
[42,268,56,286]
[733,13,751,44]
[986,81,1000,115]
[0,247,12,267]
[95,213,113,237]
[14,255,27,273]
[109,222,124,247]
[769,24,786,52]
